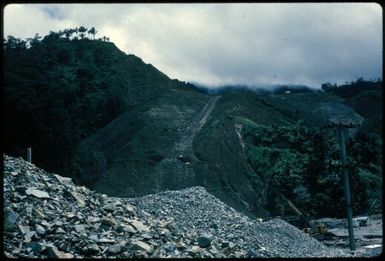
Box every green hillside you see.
[194,90,382,217]
[3,29,382,219]
[322,79,383,135]
[4,30,204,177]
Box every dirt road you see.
[168,95,221,160]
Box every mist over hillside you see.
[188,82,318,96]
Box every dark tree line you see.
[4,26,110,51]
[321,78,382,98]
[3,28,127,182]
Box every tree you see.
[57,30,64,38]
[321,83,333,92]
[356,77,364,83]
[63,29,72,39]
[4,35,17,49]
[78,26,87,39]
[88,27,97,40]
[30,33,42,47]
[4,35,26,49]
[44,31,61,41]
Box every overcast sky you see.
[3,3,382,88]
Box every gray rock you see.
[53,221,63,227]
[108,244,122,254]
[89,234,99,242]
[235,251,247,258]
[54,174,73,186]
[25,242,43,254]
[4,210,18,232]
[124,204,135,214]
[24,231,36,242]
[221,241,230,248]
[247,249,264,257]
[46,245,74,258]
[114,225,125,233]
[25,188,50,199]
[163,242,176,252]
[131,240,152,253]
[197,235,212,248]
[69,191,86,207]
[102,203,116,212]
[33,209,45,219]
[175,241,186,249]
[98,238,115,243]
[209,246,219,255]
[141,233,152,240]
[35,224,46,235]
[129,219,150,232]
[74,224,86,233]
[209,222,218,229]
[71,236,79,243]
[18,224,31,234]
[87,243,99,254]
[10,171,19,176]
[189,245,201,254]
[58,242,68,251]
[100,218,117,227]
[40,219,51,226]
[11,248,21,255]
[56,227,66,234]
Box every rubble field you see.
[4,155,351,258]
[315,215,382,256]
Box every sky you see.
[3,3,382,88]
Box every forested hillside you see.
[193,90,382,217]
[3,29,382,219]
[4,28,202,179]
[322,79,383,135]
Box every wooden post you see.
[337,128,355,252]
[27,147,32,163]
[325,120,359,253]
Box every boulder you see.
[197,234,212,248]
[25,188,50,199]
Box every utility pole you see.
[338,127,355,252]
[27,147,32,163]
[325,119,359,253]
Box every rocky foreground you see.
[3,155,348,258]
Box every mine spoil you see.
[4,155,349,258]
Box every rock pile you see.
[3,155,348,258]
[127,188,351,258]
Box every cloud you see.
[3,3,382,88]
[4,4,76,38]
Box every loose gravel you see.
[3,154,349,258]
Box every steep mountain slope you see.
[76,84,209,196]
[4,33,205,177]
[4,31,382,219]
[76,87,382,218]
[192,91,378,217]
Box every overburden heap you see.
[3,155,348,258]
